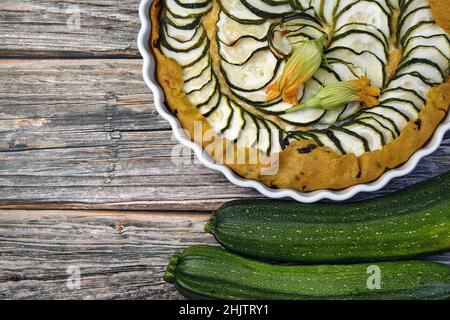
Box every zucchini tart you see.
[150,0,450,191]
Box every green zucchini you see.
[164,245,450,300]
[206,172,450,263]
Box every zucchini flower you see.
[285,77,380,113]
[266,34,327,105]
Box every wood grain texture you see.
[0,210,215,300]
[0,210,448,300]
[0,0,141,57]
[0,58,449,211]
[0,59,258,211]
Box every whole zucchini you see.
[165,245,450,300]
[206,171,450,263]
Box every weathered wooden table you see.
[0,0,449,300]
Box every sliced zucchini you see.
[237,111,259,148]
[398,7,434,41]
[356,116,396,143]
[403,35,450,59]
[183,54,210,81]
[229,57,286,105]
[163,9,201,29]
[281,130,290,151]
[386,73,431,99]
[335,0,391,14]
[400,46,449,74]
[198,90,221,116]
[221,50,280,91]
[327,61,360,81]
[329,126,369,156]
[334,22,389,48]
[307,130,344,155]
[299,77,323,102]
[400,3,429,30]
[231,87,268,104]
[161,36,209,67]
[188,74,218,106]
[289,0,310,11]
[387,0,400,9]
[217,11,270,45]
[364,106,409,132]
[222,100,246,142]
[343,121,385,151]
[322,0,339,26]
[338,102,362,121]
[265,120,284,153]
[282,11,323,29]
[218,36,268,65]
[326,48,385,87]
[308,0,323,19]
[285,131,308,146]
[163,21,199,42]
[381,100,419,121]
[400,0,428,17]
[183,64,213,94]
[218,0,266,24]
[319,106,347,124]
[175,0,212,9]
[380,88,426,109]
[292,130,322,145]
[287,26,326,43]
[256,100,293,114]
[329,31,388,63]
[396,59,444,85]
[205,95,234,133]
[335,1,391,39]
[241,0,293,19]
[268,23,293,58]
[313,66,341,85]
[356,111,400,136]
[326,130,348,155]
[255,118,271,155]
[399,21,446,47]
[162,24,206,51]
[166,0,212,18]
[280,108,326,125]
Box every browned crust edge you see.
[149,0,450,192]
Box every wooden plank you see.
[0,59,262,211]
[0,210,216,300]
[0,59,449,211]
[0,0,141,58]
[0,209,448,300]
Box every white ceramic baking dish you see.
[137,0,450,203]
